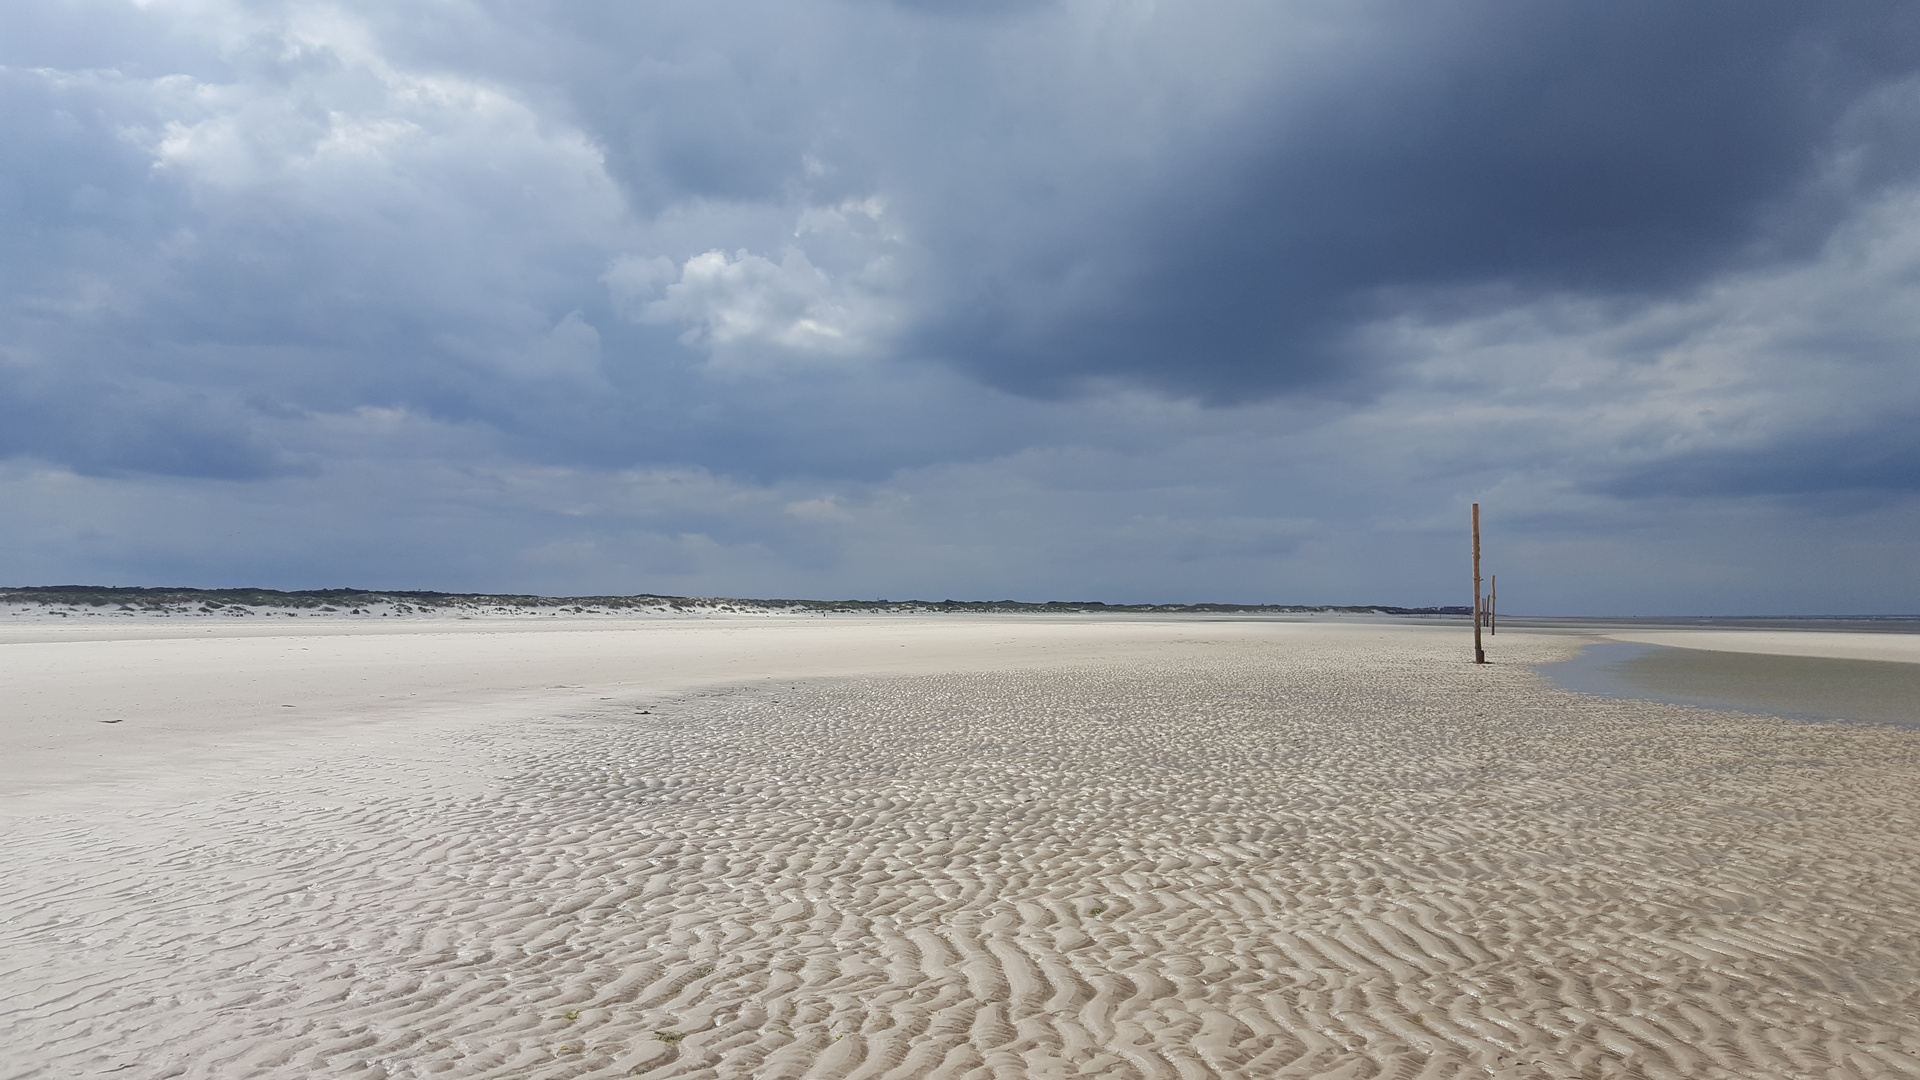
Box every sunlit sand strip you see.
[3,621,1920,1078]
[1600,628,1920,664]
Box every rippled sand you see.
[4,620,1920,1078]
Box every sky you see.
[5,0,1920,614]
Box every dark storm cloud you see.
[891,2,1920,398]
[489,1,1920,402]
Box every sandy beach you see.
[4,615,1919,1079]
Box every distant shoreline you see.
[0,584,1468,619]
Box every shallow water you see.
[1541,641,1920,728]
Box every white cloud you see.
[143,7,615,215]
[609,244,901,373]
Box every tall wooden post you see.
[1489,574,1496,636]
[1472,503,1485,664]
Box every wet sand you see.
[4,617,1919,1078]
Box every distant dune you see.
[0,584,1470,620]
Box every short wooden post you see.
[1489,575,1496,636]
[1472,504,1485,664]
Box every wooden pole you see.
[1489,574,1496,636]
[1472,503,1485,664]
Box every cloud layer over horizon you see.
[6,0,1920,614]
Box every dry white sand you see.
[0,616,1246,812]
[4,617,1919,1079]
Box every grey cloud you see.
[1600,429,1920,501]
[0,372,299,480]
[6,1,1920,610]
[478,2,1920,403]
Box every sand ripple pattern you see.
[6,633,1920,1078]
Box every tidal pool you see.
[1539,640,1920,728]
